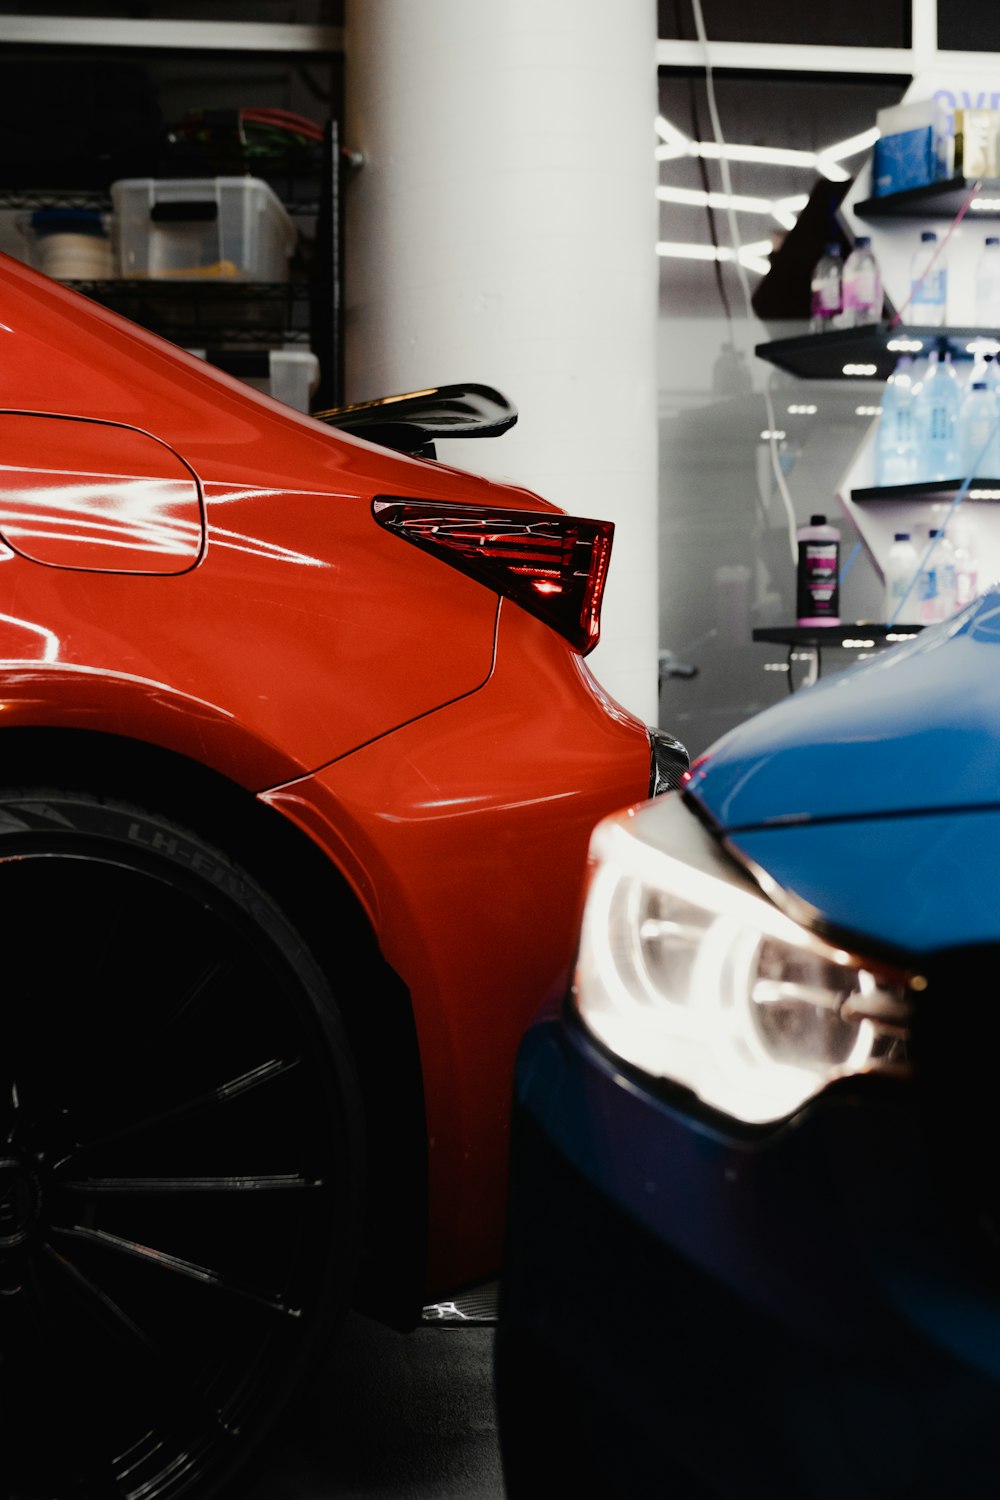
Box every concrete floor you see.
[245,1311,506,1499]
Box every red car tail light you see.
[373,497,614,655]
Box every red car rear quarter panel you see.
[262,605,653,1295]
[0,256,568,774]
[0,492,500,779]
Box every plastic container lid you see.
[894,532,911,540]
[921,230,938,242]
[810,513,826,525]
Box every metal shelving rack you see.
[0,16,345,408]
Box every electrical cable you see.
[675,0,733,327]
[689,0,800,566]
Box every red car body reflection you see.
[0,251,680,1499]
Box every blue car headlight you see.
[573,794,920,1126]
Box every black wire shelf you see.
[68,277,315,341]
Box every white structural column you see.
[343,0,660,722]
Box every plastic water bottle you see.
[918,528,956,623]
[913,346,961,480]
[842,236,881,326]
[910,230,948,326]
[795,513,840,625]
[884,531,921,623]
[934,528,957,618]
[958,380,1000,476]
[810,243,843,332]
[975,236,1000,326]
[875,354,918,486]
[952,518,980,608]
[970,342,997,387]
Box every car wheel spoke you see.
[58,1171,323,1194]
[55,1056,302,1167]
[41,1241,240,1438]
[50,1222,302,1317]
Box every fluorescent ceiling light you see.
[656,241,730,262]
[656,185,809,231]
[651,112,874,258]
[843,364,879,376]
[656,185,774,214]
[654,137,849,180]
[655,114,692,152]
[656,240,771,275]
[820,126,881,162]
[771,193,809,229]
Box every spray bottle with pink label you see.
[796,513,841,626]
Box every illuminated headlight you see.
[573,796,916,1126]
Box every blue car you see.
[495,593,1000,1499]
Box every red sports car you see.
[0,252,686,1499]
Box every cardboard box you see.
[955,108,1000,179]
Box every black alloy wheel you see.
[0,790,364,1500]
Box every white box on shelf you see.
[111,176,297,281]
[193,346,321,412]
[266,347,320,411]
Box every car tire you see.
[0,788,364,1500]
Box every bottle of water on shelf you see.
[975,235,1000,326]
[910,230,948,326]
[970,342,997,387]
[884,530,921,623]
[809,242,843,332]
[952,517,980,608]
[958,380,1000,477]
[842,236,881,326]
[875,354,919,486]
[919,528,957,623]
[913,345,961,480]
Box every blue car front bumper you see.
[496,1002,1000,1499]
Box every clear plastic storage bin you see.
[111,176,297,281]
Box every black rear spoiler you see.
[314,382,517,459]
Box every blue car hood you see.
[681,590,1000,953]
[688,590,1000,831]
